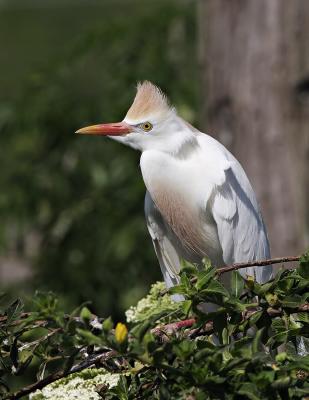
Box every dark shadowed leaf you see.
[299,251,309,279]
[5,299,23,325]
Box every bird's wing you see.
[210,162,273,284]
[144,191,186,301]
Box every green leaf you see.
[195,268,217,291]
[275,352,287,363]
[194,347,215,362]
[251,370,275,385]
[180,272,192,290]
[268,333,287,347]
[5,299,23,325]
[110,375,129,400]
[15,354,33,376]
[173,340,195,360]
[257,281,274,295]
[80,306,92,323]
[182,300,192,316]
[222,327,229,345]
[131,320,152,342]
[284,356,309,371]
[201,279,229,297]
[296,312,309,324]
[251,327,264,353]
[248,310,263,326]
[271,318,285,333]
[76,328,101,345]
[102,316,113,332]
[238,383,261,400]
[180,260,198,276]
[299,251,309,279]
[220,357,248,373]
[204,375,226,385]
[271,377,291,389]
[224,297,247,312]
[168,284,188,296]
[289,386,309,398]
[231,271,244,297]
[281,295,303,308]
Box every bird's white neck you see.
[155,117,199,157]
[130,115,199,155]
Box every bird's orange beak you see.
[75,122,133,136]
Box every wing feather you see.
[144,191,184,301]
[211,164,273,283]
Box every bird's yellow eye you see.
[140,122,153,132]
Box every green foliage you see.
[0,257,308,399]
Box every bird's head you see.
[76,81,194,153]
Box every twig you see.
[266,303,309,317]
[0,312,83,326]
[0,312,31,324]
[152,319,214,340]
[217,255,301,275]
[19,328,63,353]
[70,350,118,373]
[3,350,118,400]
[151,318,196,340]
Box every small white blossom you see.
[90,317,103,330]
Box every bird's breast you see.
[140,151,222,261]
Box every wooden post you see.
[198,0,309,257]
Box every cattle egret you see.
[76,81,273,293]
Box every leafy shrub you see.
[0,253,308,399]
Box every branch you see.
[18,327,63,353]
[217,255,301,275]
[0,312,31,324]
[152,319,214,341]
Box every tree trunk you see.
[198,0,309,258]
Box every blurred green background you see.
[0,0,197,320]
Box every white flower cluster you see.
[30,369,120,400]
[125,281,177,323]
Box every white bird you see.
[76,81,273,294]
